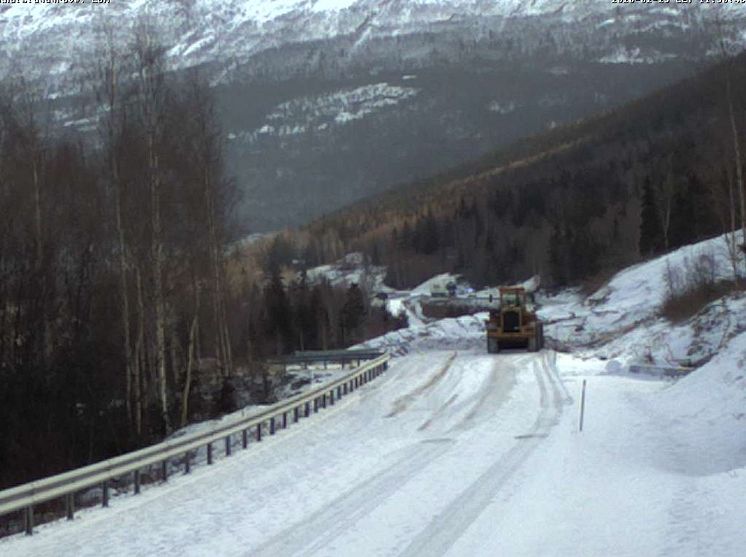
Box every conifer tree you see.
[639,177,662,256]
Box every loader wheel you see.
[528,336,537,352]
[537,323,545,350]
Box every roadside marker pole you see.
[579,379,587,432]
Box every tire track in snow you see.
[397,352,564,557]
[386,352,457,418]
[448,354,522,432]
[248,441,453,557]
[418,354,517,434]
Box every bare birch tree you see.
[133,22,171,433]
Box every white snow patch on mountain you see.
[487,100,516,114]
[232,83,418,141]
[600,46,676,64]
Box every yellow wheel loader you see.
[485,287,544,353]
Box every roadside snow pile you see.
[654,330,746,473]
[594,293,746,368]
[541,232,746,369]
[306,252,389,292]
[410,273,460,295]
[534,347,746,557]
[356,314,486,356]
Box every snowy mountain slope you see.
[3,0,742,91]
[4,2,745,231]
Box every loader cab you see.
[500,288,524,309]
[499,288,526,333]
[485,286,543,353]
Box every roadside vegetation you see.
[0,25,404,490]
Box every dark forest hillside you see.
[282,52,746,289]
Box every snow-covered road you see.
[1,350,566,557]
[4,342,744,556]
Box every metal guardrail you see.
[628,363,693,377]
[269,349,385,367]
[0,352,390,536]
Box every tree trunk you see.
[181,284,200,427]
[726,74,745,262]
[105,43,135,431]
[150,138,170,434]
[727,168,739,280]
[32,156,52,365]
[135,267,146,437]
[205,168,232,376]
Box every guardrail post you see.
[270,417,276,435]
[242,429,248,449]
[184,452,191,474]
[322,393,327,408]
[162,460,168,482]
[330,390,335,405]
[102,480,109,507]
[24,506,33,535]
[66,493,75,520]
[207,443,213,465]
[282,412,288,429]
[313,398,318,413]
[225,435,232,456]
[305,402,310,417]
[134,470,141,494]
[293,406,299,423]
[256,423,262,442]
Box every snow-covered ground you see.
[539,232,746,368]
[306,252,389,292]
[2,233,745,555]
[236,83,420,141]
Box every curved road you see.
[2,349,566,557]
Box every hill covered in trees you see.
[272,51,746,290]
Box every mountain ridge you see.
[3,1,744,231]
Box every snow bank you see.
[305,252,389,292]
[541,232,746,368]
[356,313,486,355]
[655,331,746,474]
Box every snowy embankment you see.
[540,232,746,367]
[469,346,746,556]
[503,231,746,555]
